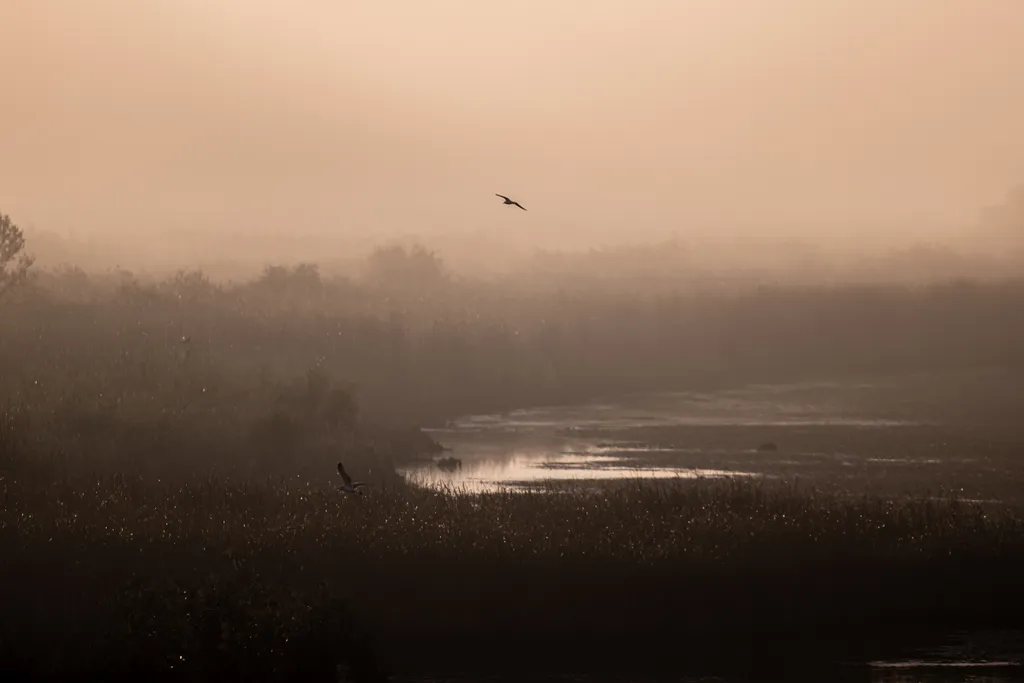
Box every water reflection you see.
[404,382,1018,497]
[450,385,921,434]
[400,663,1024,683]
[398,441,760,494]
[868,659,1023,683]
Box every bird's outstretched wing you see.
[495,194,511,201]
[337,462,352,486]
[512,202,527,211]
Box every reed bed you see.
[3,261,1024,678]
[2,471,1022,680]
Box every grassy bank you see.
[2,471,1022,680]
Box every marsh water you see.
[401,375,1024,504]
[392,631,1024,683]
[396,668,1024,683]
[388,632,1024,682]
[394,375,1024,682]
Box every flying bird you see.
[337,461,367,495]
[495,194,527,211]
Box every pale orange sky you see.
[2,0,1023,265]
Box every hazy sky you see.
[2,0,1023,263]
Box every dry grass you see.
[2,468,1022,680]
[3,263,1024,679]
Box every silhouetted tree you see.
[161,269,218,303]
[250,263,324,309]
[0,210,34,299]
[364,244,447,290]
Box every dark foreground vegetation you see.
[4,217,1024,679]
[2,466,1023,680]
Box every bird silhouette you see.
[495,194,527,211]
[337,461,367,495]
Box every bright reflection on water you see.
[401,382,926,493]
[399,442,760,494]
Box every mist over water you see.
[402,381,1024,503]
[4,2,1024,681]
